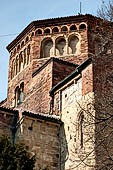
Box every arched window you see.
[36,29,42,35]
[17,44,20,51]
[41,38,53,58]
[19,82,24,103]
[21,41,24,48]
[15,83,24,106]
[24,48,27,67]
[52,27,59,33]
[44,28,50,35]
[55,37,66,56]
[27,45,30,64]
[26,36,29,42]
[61,26,68,32]
[15,86,19,106]
[14,48,16,55]
[19,52,23,72]
[68,35,79,54]
[11,59,15,79]
[31,32,34,37]
[79,24,86,30]
[78,113,84,148]
[15,56,19,75]
[70,25,77,31]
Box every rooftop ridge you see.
[32,57,78,78]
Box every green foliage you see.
[0,135,35,170]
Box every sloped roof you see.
[0,106,62,124]
[32,57,78,78]
[50,57,92,96]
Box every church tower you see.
[6,15,91,114]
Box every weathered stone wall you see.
[17,115,61,170]
[52,63,96,170]
[0,110,14,136]
[54,78,96,170]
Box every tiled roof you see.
[0,106,62,124]
[0,106,18,114]
[23,110,62,124]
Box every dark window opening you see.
[61,26,68,32]
[52,27,59,33]
[70,25,77,31]
[44,28,50,34]
[36,29,42,35]
[79,24,86,30]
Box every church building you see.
[0,14,113,170]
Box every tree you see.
[0,135,35,170]
[97,0,113,21]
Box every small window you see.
[78,113,84,148]
[27,45,30,64]
[36,29,42,35]
[31,32,34,37]
[19,52,23,72]
[44,28,50,35]
[52,27,59,33]
[26,36,29,42]
[79,24,86,30]
[14,48,16,55]
[17,44,20,51]
[70,25,77,31]
[15,83,24,106]
[56,37,66,56]
[61,26,68,32]
[21,41,24,48]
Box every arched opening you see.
[21,41,24,48]
[41,38,53,58]
[80,114,84,148]
[61,26,68,32]
[26,36,29,42]
[14,48,16,55]
[19,82,24,103]
[24,48,27,67]
[17,44,20,51]
[56,37,66,56]
[79,24,86,30]
[31,32,34,37]
[70,25,77,31]
[19,52,23,72]
[78,113,84,148]
[15,82,24,106]
[68,35,79,54]
[36,29,42,35]
[11,59,15,79]
[44,28,50,35]
[15,57,18,75]
[15,86,19,106]
[27,45,31,64]
[52,27,59,33]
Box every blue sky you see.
[0,0,103,102]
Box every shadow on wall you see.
[60,123,69,170]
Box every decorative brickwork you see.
[0,14,113,170]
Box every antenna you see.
[80,1,82,14]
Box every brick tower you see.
[1,14,113,169]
